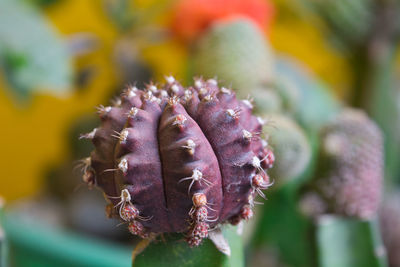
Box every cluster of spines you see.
[79,76,275,246]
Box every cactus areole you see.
[80,77,274,247]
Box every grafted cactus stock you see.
[79,76,274,248]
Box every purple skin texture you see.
[90,107,129,200]
[185,91,256,221]
[80,77,274,246]
[159,101,222,232]
[114,97,170,233]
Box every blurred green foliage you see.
[296,0,400,185]
[0,0,73,101]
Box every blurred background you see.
[0,0,399,266]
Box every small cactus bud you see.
[192,206,208,222]
[190,222,209,239]
[251,174,264,188]
[187,222,209,246]
[240,205,253,220]
[261,148,275,169]
[192,193,207,208]
[128,220,147,238]
[120,203,140,221]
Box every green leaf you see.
[133,226,244,267]
[0,0,73,101]
[316,216,387,267]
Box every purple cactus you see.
[300,109,383,220]
[79,77,274,246]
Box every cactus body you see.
[80,77,274,246]
[192,18,274,99]
[265,114,312,185]
[301,109,383,219]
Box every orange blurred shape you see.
[171,0,274,42]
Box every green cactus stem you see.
[132,226,243,267]
[315,216,386,267]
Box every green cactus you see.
[251,87,283,114]
[192,18,274,101]
[263,114,312,186]
[133,226,243,267]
